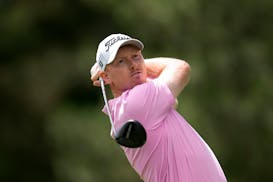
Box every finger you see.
[93,80,101,87]
[90,64,101,81]
[90,76,101,87]
[91,73,99,82]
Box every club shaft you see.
[100,77,117,134]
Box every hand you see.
[90,63,101,87]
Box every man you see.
[90,33,227,182]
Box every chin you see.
[134,77,146,85]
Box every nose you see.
[129,59,138,70]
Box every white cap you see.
[96,34,144,71]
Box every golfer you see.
[90,33,227,182]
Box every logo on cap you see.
[99,60,104,69]
[104,35,130,52]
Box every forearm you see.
[145,57,189,79]
[145,57,191,97]
[145,57,173,79]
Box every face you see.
[104,45,147,94]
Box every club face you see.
[115,120,147,148]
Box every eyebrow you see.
[115,49,141,62]
[115,55,126,59]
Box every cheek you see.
[109,69,130,82]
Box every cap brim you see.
[120,39,144,50]
[108,39,144,65]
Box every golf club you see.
[99,77,147,148]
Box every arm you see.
[145,57,191,98]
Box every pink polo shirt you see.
[103,79,227,182]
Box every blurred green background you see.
[1,0,272,181]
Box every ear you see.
[99,71,111,85]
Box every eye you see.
[118,59,124,64]
[133,54,140,60]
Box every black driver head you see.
[115,120,147,148]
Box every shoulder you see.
[127,79,172,102]
[128,79,158,96]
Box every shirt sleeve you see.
[125,79,176,129]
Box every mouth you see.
[131,71,142,78]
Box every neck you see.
[109,84,123,98]
[110,79,148,98]
[111,88,123,98]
